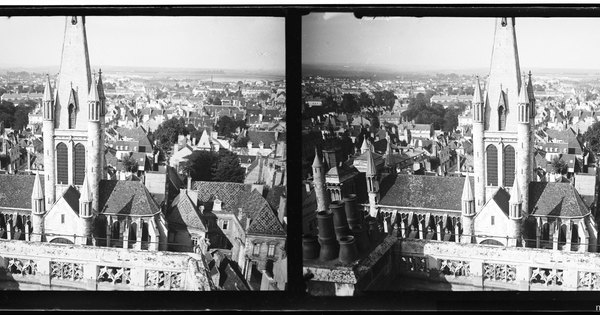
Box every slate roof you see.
[0,174,44,210]
[60,186,81,215]
[192,181,285,237]
[248,131,277,148]
[98,180,161,216]
[115,126,153,148]
[529,182,590,218]
[379,174,472,211]
[487,187,510,216]
[168,190,207,232]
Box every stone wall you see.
[397,239,600,290]
[0,239,213,291]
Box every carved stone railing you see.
[97,265,132,285]
[7,257,37,276]
[50,261,84,281]
[482,263,517,283]
[399,255,427,274]
[145,270,184,290]
[439,259,470,277]
[529,267,564,287]
[578,271,600,290]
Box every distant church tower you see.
[41,16,106,213]
[472,17,534,214]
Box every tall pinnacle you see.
[32,171,44,200]
[461,173,474,201]
[80,173,92,202]
[509,175,521,204]
[472,76,483,104]
[42,75,53,103]
[366,148,377,176]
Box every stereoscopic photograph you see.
[302,13,600,295]
[0,15,286,291]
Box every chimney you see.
[330,200,350,240]
[213,198,222,211]
[343,194,360,229]
[338,235,359,264]
[316,210,338,261]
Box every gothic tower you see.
[31,171,45,242]
[79,173,93,245]
[508,175,523,246]
[473,17,532,213]
[42,16,104,213]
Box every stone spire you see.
[472,76,483,104]
[486,17,522,131]
[366,148,377,177]
[79,172,92,203]
[31,171,44,201]
[509,175,521,205]
[518,75,529,105]
[461,173,474,201]
[360,136,369,154]
[88,73,99,103]
[312,147,323,168]
[42,74,53,103]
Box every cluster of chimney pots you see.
[303,194,391,264]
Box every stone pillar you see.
[552,221,559,251]
[135,218,143,250]
[565,222,572,252]
[418,219,424,239]
[123,220,130,249]
[25,222,30,241]
[454,223,460,243]
[6,221,12,240]
[436,223,442,241]
[106,216,112,247]
[400,220,406,238]
[536,218,541,249]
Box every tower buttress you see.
[42,75,56,206]
[508,176,523,246]
[365,148,380,217]
[461,173,475,243]
[31,171,45,242]
[472,76,485,210]
[88,74,102,214]
[312,148,329,213]
[79,173,93,245]
[517,75,531,215]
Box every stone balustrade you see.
[0,239,213,291]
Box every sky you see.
[303,13,600,73]
[0,16,285,74]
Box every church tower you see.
[473,17,532,213]
[42,16,104,213]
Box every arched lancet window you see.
[486,145,498,186]
[56,143,68,184]
[74,143,86,185]
[503,145,515,186]
[498,105,506,131]
[68,104,76,129]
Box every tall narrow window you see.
[253,243,261,256]
[486,145,498,186]
[56,143,68,184]
[68,104,76,129]
[61,214,65,224]
[498,105,506,131]
[267,244,275,258]
[74,143,86,185]
[503,145,515,186]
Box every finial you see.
[528,70,532,77]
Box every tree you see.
[186,150,219,181]
[122,153,140,173]
[583,121,600,155]
[551,157,568,175]
[215,116,246,138]
[211,149,245,183]
[151,117,194,153]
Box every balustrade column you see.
[400,220,406,238]
[6,221,12,240]
[123,221,130,249]
[135,218,143,250]
[552,221,559,250]
[106,216,112,247]
[436,223,442,241]
[565,222,572,252]
[418,220,424,239]
[535,218,541,248]
[454,223,460,243]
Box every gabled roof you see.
[0,174,44,210]
[168,190,207,232]
[60,185,81,215]
[487,187,511,216]
[98,180,161,216]
[379,174,471,211]
[529,182,590,218]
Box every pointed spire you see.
[97,69,105,99]
[472,76,483,104]
[461,173,474,201]
[366,148,377,177]
[31,171,44,200]
[88,74,99,102]
[527,70,534,99]
[510,176,521,204]
[518,75,529,104]
[360,136,369,153]
[312,147,323,168]
[498,90,506,108]
[79,173,92,202]
[43,74,53,102]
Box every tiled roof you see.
[529,182,590,218]
[192,181,285,236]
[98,180,161,216]
[0,174,44,210]
[487,187,510,216]
[248,131,277,148]
[379,174,471,211]
[116,126,153,148]
[168,190,207,232]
